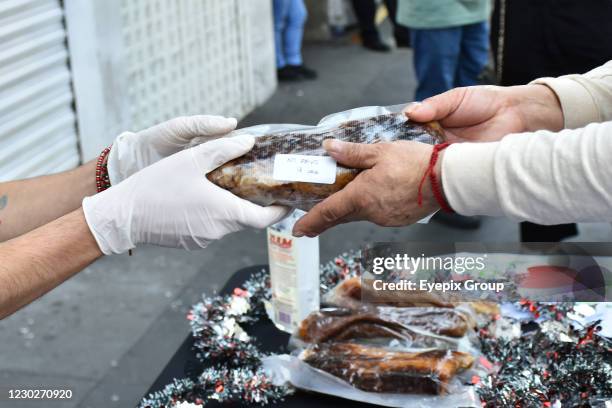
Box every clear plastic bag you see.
[262,353,481,408]
[322,275,500,328]
[293,306,478,353]
[202,105,444,211]
[261,272,487,407]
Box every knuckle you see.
[165,116,189,134]
[368,143,382,156]
[320,206,341,224]
[351,143,377,162]
[347,143,363,160]
[356,193,373,209]
[169,116,188,127]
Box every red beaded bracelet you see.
[417,143,455,214]
[95,145,112,193]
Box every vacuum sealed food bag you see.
[322,275,500,324]
[262,350,480,408]
[292,305,481,358]
[295,306,473,346]
[262,272,486,407]
[301,343,474,394]
[264,310,481,407]
[204,105,444,211]
[323,276,455,308]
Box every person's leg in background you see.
[412,26,484,229]
[411,27,461,101]
[383,0,411,48]
[283,0,317,80]
[455,21,489,87]
[350,0,390,52]
[283,0,306,67]
[440,22,489,229]
[273,0,298,81]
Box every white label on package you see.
[273,154,337,184]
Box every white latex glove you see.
[107,115,237,185]
[83,135,289,254]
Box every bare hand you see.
[405,85,564,143]
[292,140,440,237]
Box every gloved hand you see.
[83,135,289,254]
[107,115,237,185]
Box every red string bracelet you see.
[417,143,455,213]
[95,145,112,193]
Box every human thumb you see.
[404,101,437,122]
[323,139,380,169]
[191,134,255,173]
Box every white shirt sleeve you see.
[532,60,612,129]
[442,121,612,224]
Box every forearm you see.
[0,208,102,319]
[441,121,612,224]
[0,160,97,241]
[532,60,612,129]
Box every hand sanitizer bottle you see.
[266,209,320,333]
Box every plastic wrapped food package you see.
[323,276,455,308]
[264,320,480,407]
[323,276,500,324]
[204,105,444,211]
[262,275,486,407]
[295,307,473,346]
[262,353,481,408]
[301,343,474,394]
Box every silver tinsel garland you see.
[476,301,612,407]
[140,252,611,408]
[139,252,362,408]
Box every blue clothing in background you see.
[273,0,307,68]
[411,22,489,101]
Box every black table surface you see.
[144,265,378,407]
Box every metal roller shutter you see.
[0,0,79,182]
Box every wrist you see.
[80,160,99,197]
[73,208,105,259]
[106,132,136,185]
[95,145,112,192]
[431,149,453,213]
[82,186,136,255]
[418,144,453,214]
[516,84,564,132]
[433,150,450,208]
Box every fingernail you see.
[405,102,422,115]
[323,139,342,154]
[293,230,305,238]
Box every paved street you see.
[1,36,610,408]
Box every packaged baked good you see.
[205,106,443,210]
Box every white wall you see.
[65,0,277,161]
